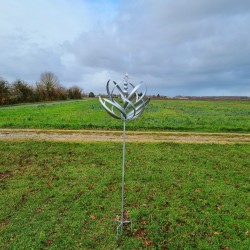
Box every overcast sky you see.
[0,0,249,96]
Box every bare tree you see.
[35,82,47,101]
[11,79,34,103]
[40,71,59,85]
[67,86,83,99]
[0,78,9,105]
[38,71,61,101]
[56,86,68,100]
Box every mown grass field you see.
[0,141,249,249]
[0,99,249,132]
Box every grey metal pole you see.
[121,119,126,231]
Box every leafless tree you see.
[11,79,34,103]
[67,86,83,99]
[38,71,61,101]
[0,78,9,105]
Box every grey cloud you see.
[0,32,63,83]
[1,0,249,96]
[65,0,250,95]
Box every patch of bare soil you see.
[0,170,13,180]
[0,129,249,144]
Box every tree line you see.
[0,72,87,105]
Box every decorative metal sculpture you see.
[99,73,150,236]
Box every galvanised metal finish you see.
[99,73,150,121]
[99,74,150,236]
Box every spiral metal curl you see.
[99,75,150,120]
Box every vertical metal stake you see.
[116,119,132,237]
[121,119,126,227]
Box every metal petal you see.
[127,84,141,100]
[100,77,150,121]
[102,98,127,119]
[99,97,121,119]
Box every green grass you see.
[0,99,249,132]
[0,141,249,249]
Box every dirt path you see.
[0,129,249,144]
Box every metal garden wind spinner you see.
[99,73,150,236]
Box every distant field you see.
[0,99,249,132]
[0,141,249,249]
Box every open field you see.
[1,99,249,249]
[0,99,249,132]
[0,141,249,249]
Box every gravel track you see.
[0,129,249,144]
